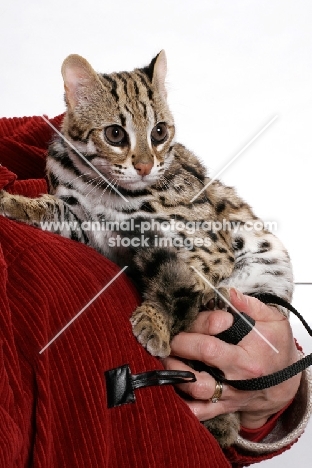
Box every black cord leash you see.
[194,293,312,391]
[105,294,312,408]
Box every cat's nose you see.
[134,162,153,176]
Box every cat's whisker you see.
[85,175,111,191]
[97,175,117,201]
[85,178,106,197]
[105,178,117,200]
[84,176,98,187]
[99,188,107,203]
[67,172,91,186]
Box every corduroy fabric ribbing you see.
[0,115,300,467]
[0,216,231,467]
[0,115,63,180]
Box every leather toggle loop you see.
[105,364,196,408]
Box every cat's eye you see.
[151,123,168,145]
[104,125,127,146]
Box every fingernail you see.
[230,288,244,302]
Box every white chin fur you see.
[119,179,150,190]
[117,175,159,191]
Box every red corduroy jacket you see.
[0,115,296,467]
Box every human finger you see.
[188,310,234,335]
[163,356,244,419]
[163,356,216,400]
[169,331,250,377]
[229,289,286,322]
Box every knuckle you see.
[198,337,220,362]
[187,378,210,400]
[208,311,233,335]
[244,360,264,379]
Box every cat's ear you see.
[151,50,167,100]
[61,54,101,109]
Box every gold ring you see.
[210,380,223,403]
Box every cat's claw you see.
[130,304,171,358]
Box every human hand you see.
[163,289,301,429]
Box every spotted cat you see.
[0,51,293,447]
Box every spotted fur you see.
[0,51,293,447]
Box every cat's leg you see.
[220,229,294,305]
[0,190,57,224]
[207,180,293,302]
[0,190,86,242]
[203,413,240,448]
[130,238,237,357]
[130,247,203,357]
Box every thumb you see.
[229,288,283,322]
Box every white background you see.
[1,1,312,466]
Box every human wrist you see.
[234,358,312,453]
[239,389,299,430]
[239,399,294,441]
[240,414,270,430]
[239,368,301,429]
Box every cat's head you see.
[61,51,175,191]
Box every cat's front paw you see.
[203,412,240,448]
[0,190,9,217]
[203,286,231,310]
[130,304,171,358]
